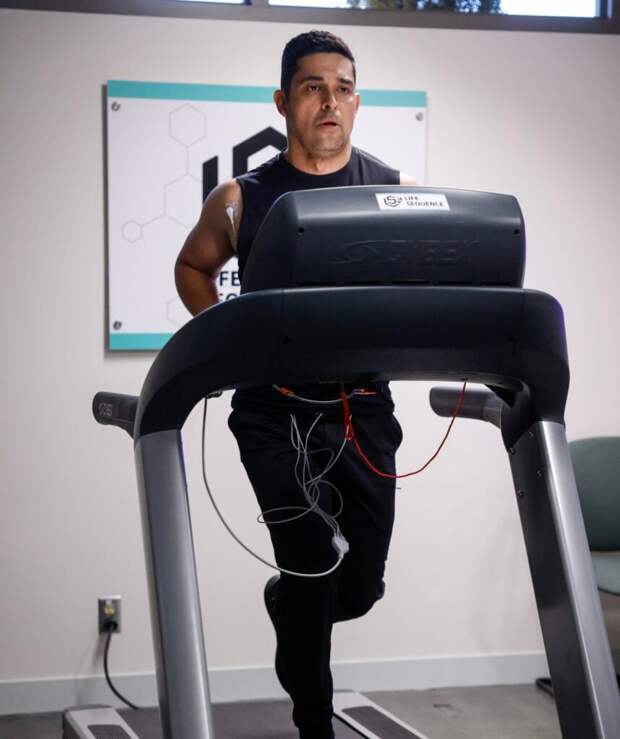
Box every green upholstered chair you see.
[572,437,620,600]
[537,436,620,697]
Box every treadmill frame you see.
[85,285,620,739]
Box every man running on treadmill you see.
[176,30,415,739]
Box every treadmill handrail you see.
[93,392,138,437]
[430,387,504,429]
[132,285,569,451]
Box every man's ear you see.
[274,89,287,117]
[354,92,360,116]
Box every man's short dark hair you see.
[280,30,356,98]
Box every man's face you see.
[275,52,360,157]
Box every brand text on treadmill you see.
[376,193,450,211]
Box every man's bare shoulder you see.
[196,178,243,245]
[203,178,242,214]
[399,172,419,186]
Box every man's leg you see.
[324,413,401,624]
[228,409,341,739]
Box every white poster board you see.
[106,81,427,351]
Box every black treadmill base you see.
[63,701,363,739]
[63,693,428,739]
[334,691,430,738]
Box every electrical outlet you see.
[98,596,122,634]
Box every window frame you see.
[3,0,619,33]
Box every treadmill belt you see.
[342,706,425,738]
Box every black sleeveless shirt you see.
[232,147,400,417]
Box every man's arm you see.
[400,172,419,186]
[175,180,242,316]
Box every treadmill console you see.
[242,186,525,293]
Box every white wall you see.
[1,7,619,711]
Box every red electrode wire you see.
[341,382,468,479]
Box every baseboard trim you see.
[0,651,549,715]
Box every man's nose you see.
[321,91,338,110]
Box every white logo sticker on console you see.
[375,193,450,211]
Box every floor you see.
[0,684,561,739]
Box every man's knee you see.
[336,578,386,621]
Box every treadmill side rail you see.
[135,430,215,739]
[510,421,620,739]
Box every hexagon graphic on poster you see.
[122,220,143,243]
[169,104,207,147]
[165,174,202,228]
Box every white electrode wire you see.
[272,385,356,405]
[292,414,339,521]
[257,415,328,525]
[292,413,350,481]
[259,413,347,530]
[200,399,344,578]
[295,414,346,537]
[292,414,344,526]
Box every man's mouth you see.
[317,119,340,128]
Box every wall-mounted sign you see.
[106,80,427,351]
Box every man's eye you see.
[339,87,352,95]
[307,85,319,92]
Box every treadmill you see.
[65,186,620,739]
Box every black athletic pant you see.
[228,408,402,739]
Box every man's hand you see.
[175,180,242,316]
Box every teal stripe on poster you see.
[108,81,275,103]
[107,81,426,108]
[359,90,426,107]
[109,333,173,351]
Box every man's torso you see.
[232,147,400,417]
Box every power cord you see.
[102,623,139,710]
